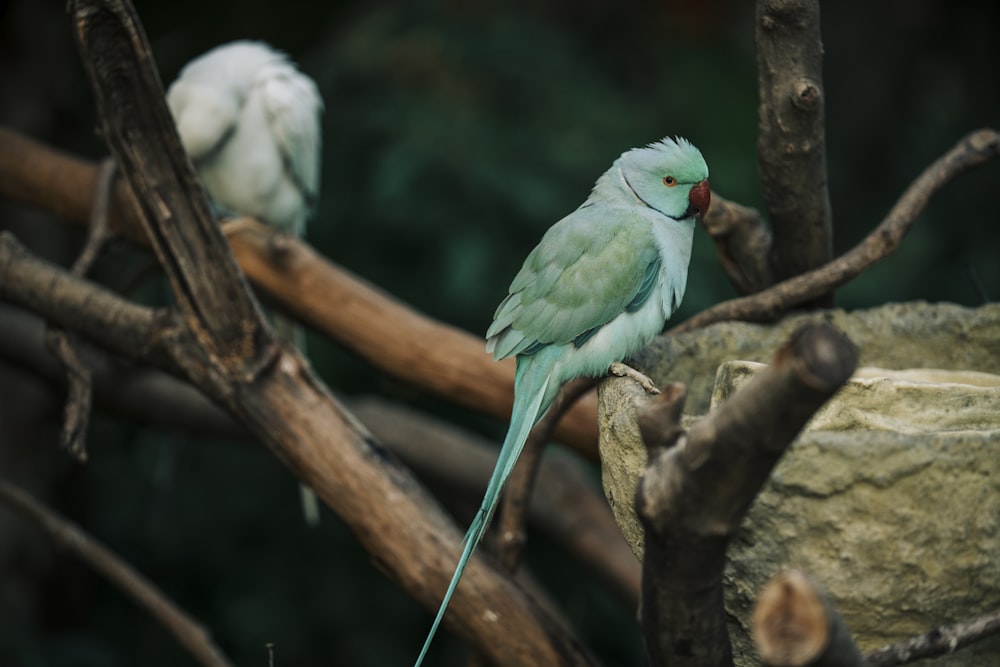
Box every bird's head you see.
[619,136,710,222]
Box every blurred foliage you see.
[0,0,998,665]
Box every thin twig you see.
[863,608,1000,667]
[494,377,596,573]
[671,128,1000,334]
[76,157,117,273]
[43,157,118,461]
[0,479,235,667]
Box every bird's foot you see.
[609,362,661,395]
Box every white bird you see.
[167,40,322,236]
[167,40,324,523]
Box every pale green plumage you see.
[413,137,708,666]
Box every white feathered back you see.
[167,40,323,235]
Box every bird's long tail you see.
[413,358,554,666]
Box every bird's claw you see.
[609,362,661,395]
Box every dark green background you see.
[0,0,997,665]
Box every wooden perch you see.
[756,0,833,300]
[0,1,598,664]
[0,126,600,459]
[752,570,862,667]
[634,322,858,667]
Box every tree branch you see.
[756,0,833,304]
[635,323,858,667]
[44,157,116,461]
[863,608,1000,667]
[0,232,171,368]
[0,479,235,667]
[701,192,774,295]
[671,128,1000,334]
[351,395,641,611]
[0,302,244,438]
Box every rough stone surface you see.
[632,301,1000,415]
[598,302,1000,666]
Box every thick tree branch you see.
[756,0,833,303]
[0,232,171,367]
[671,128,1000,334]
[0,125,600,459]
[752,570,863,667]
[0,479,235,667]
[72,1,266,363]
[635,323,858,667]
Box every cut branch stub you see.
[752,570,863,667]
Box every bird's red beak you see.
[688,179,711,218]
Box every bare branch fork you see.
[635,322,858,666]
[44,157,118,461]
[863,608,1000,667]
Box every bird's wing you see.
[256,66,323,209]
[166,81,241,162]
[487,206,660,360]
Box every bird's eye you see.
[662,176,678,187]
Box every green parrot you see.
[414,136,710,665]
